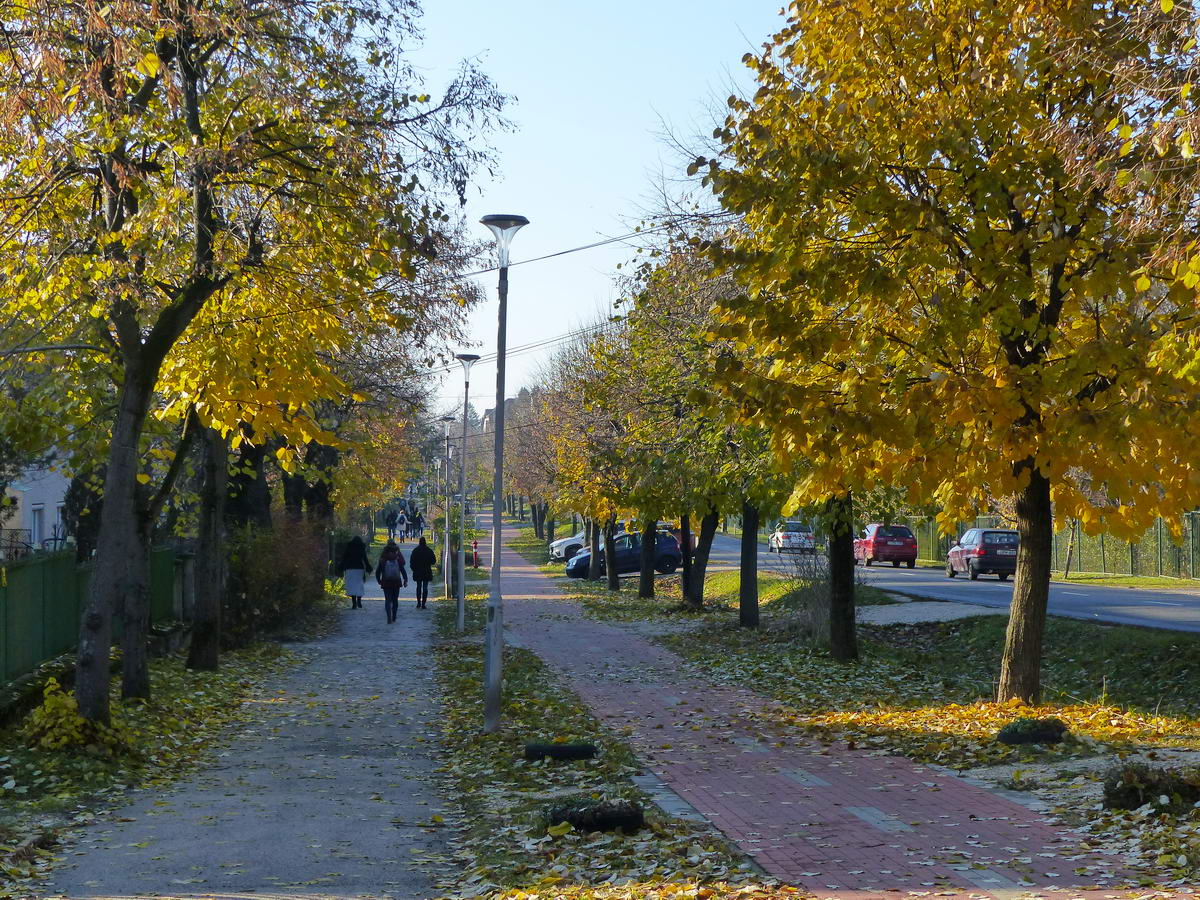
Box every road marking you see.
[845,806,914,833]
[1061,591,1087,596]
[1146,601,1184,606]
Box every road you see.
[703,532,1200,633]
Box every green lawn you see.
[1051,571,1200,590]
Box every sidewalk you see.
[42,582,448,900]
[493,518,1175,900]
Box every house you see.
[2,466,70,556]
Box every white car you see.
[549,530,586,561]
[769,521,816,553]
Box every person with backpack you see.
[376,540,408,623]
[338,535,372,609]
[409,536,437,609]
[396,509,408,543]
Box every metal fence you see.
[899,512,1200,578]
[0,547,179,684]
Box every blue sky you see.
[411,1,787,412]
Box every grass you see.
[1051,571,1200,590]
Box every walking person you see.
[339,535,372,609]
[409,536,436,610]
[412,510,424,539]
[376,540,408,623]
[396,509,408,543]
[384,509,398,541]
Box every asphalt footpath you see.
[41,576,448,900]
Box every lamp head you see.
[454,352,482,376]
[480,213,529,267]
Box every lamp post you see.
[480,212,528,733]
[454,353,481,633]
[440,414,455,598]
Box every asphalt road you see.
[704,532,1200,633]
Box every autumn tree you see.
[0,0,505,722]
[704,0,1200,697]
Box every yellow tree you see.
[704,0,1200,699]
[0,0,505,721]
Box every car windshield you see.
[878,525,913,538]
[783,523,810,533]
[983,531,1019,545]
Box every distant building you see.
[2,466,70,555]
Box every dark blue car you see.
[565,531,681,578]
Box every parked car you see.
[565,532,681,578]
[768,521,816,553]
[854,524,918,567]
[549,529,586,561]
[946,528,1019,580]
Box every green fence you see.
[0,547,178,684]
[899,512,1200,578]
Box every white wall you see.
[8,467,70,547]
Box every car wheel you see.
[946,560,956,578]
[906,560,915,569]
[657,558,678,574]
[999,572,1009,581]
[891,559,900,568]
[968,562,979,581]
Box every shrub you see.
[22,678,135,757]
[996,716,1068,745]
[1103,762,1200,811]
[224,522,329,647]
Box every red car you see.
[854,524,918,568]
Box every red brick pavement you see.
[491,519,1185,899]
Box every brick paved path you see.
[492,517,1178,899]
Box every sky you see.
[409,1,788,415]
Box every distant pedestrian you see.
[409,537,436,610]
[376,540,408,623]
[396,510,408,543]
[413,511,424,538]
[339,535,372,610]
[384,509,398,540]
[471,538,479,568]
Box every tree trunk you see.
[604,518,620,591]
[826,493,858,661]
[303,443,338,523]
[1062,517,1078,579]
[226,430,271,529]
[587,517,602,581]
[189,427,227,671]
[684,507,720,609]
[545,512,556,544]
[76,376,153,722]
[282,471,306,521]
[638,517,656,599]
[679,513,693,598]
[519,495,526,521]
[997,466,1053,703]
[739,498,760,628]
[533,501,544,539]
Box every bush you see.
[1103,761,1200,811]
[223,522,329,647]
[22,678,134,757]
[996,716,1068,745]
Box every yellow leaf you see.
[546,821,573,837]
[136,473,151,485]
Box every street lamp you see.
[480,212,528,733]
[454,353,481,633]
[440,414,455,598]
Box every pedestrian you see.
[396,509,408,543]
[384,509,398,541]
[471,538,479,568]
[413,511,424,538]
[409,536,436,610]
[339,535,372,610]
[376,540,408,623]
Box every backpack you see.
[381,555,403,585]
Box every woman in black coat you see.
[409,537,437,609]
[338,535,372,609]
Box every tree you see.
[0,0,505,722]
[704,0,1200,698]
